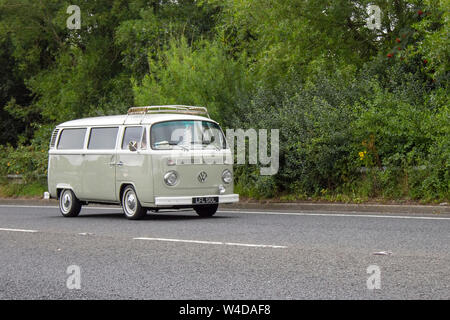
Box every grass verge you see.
[0,181,47,198]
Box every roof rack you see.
[127,105,210,118]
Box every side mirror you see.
[128,140,138,152]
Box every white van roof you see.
[57,106,217,128]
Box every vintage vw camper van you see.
[47,106,239,220]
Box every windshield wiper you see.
[191,141,221,151]
[177,144,189,151]
[155,141,189,151]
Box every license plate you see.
[192,196,219,205]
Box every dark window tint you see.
[122,126,143,149]
[57,128,86,150]
[88,127,118,150]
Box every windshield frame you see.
[149,119,228,151]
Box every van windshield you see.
[151,120,226,150]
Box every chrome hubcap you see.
[124,191,136,215]
[62,192,71,213]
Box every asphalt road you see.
[0,204,449,299]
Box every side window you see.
[88,127,118,150]
[57,128,86,150]
[121,126,143,149]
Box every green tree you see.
[133,37,252,125]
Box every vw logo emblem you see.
[198,171,207,183]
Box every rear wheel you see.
[122,185,146,220]
[194,204,218,217]
[59,189,82,217]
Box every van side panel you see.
[48,153,85,198]
[80,152,117,201]
[48,155,55,198]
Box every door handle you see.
[116,161,124,167]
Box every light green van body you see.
[48,110,238,208]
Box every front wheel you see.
[194,204,218,217]
[59,189,82,217]
[122,185,146,220]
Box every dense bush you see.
[0,144,48,183]
[231,59,449,201]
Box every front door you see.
[115,126,153,203]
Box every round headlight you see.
[164,171,178,186]
[222,169,232,184]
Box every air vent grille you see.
[49,128,60,148]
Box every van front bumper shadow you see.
[154,194,239,206]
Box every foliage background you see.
[0,0,448,201]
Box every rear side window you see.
[57,128,86,150]
[122,126,143,149]
[88,127,118,150]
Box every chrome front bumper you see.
[154,194,239,206]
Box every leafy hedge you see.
[230,60,449,201]
[0,144,48,184]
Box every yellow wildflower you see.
[359,151,367,161]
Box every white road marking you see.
[0,227,38,233]
[0,204,448,220]
[218,210,450,220]
[224,242,287,249]
[0,205,59,209]
[0,205,187,212]
[0,205,119,210]
[134,237,287,249]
